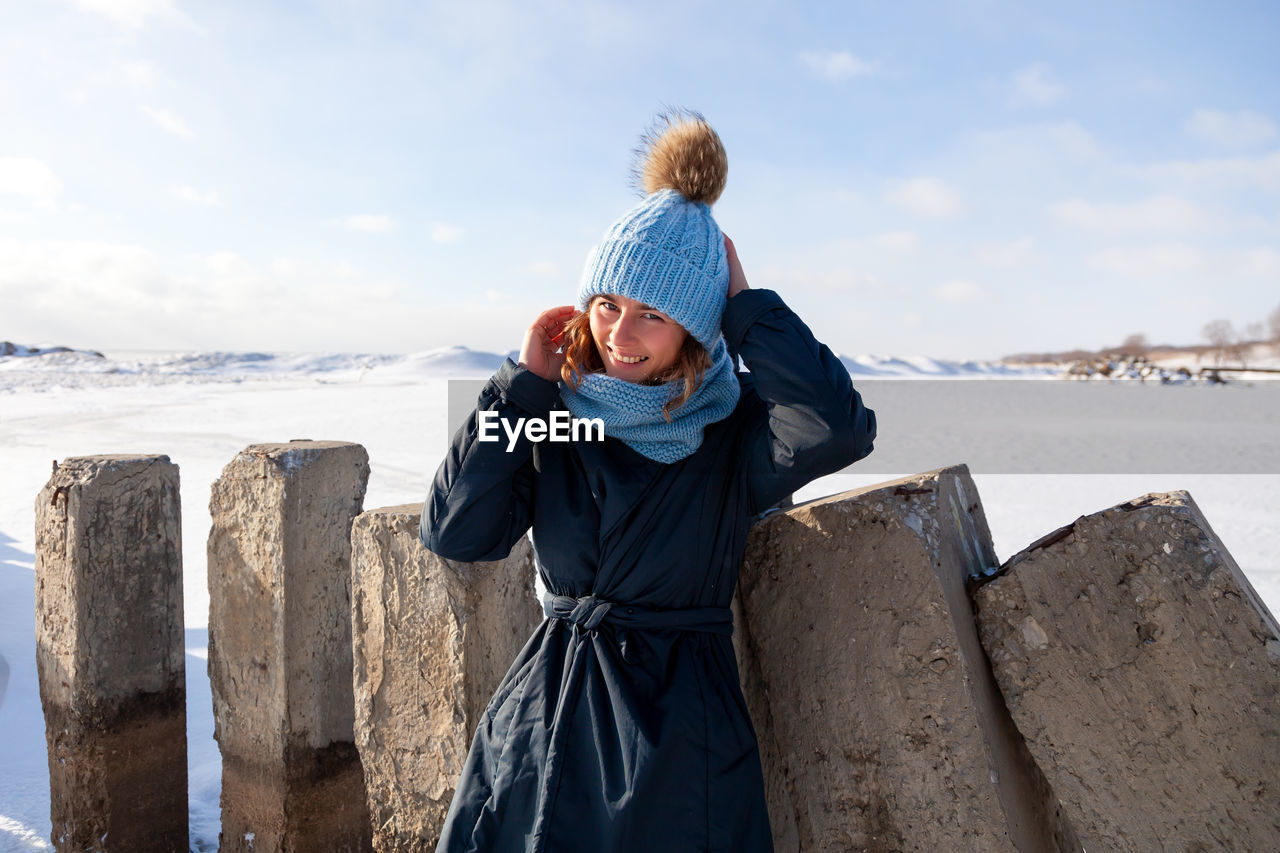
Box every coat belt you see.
[541,593,734,636]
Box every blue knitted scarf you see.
[559,336,741,463]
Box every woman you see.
[421,110,876,852]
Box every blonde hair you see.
[559,299,714,422]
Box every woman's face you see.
[588,293,687,383]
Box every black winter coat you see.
[420,288,876,853]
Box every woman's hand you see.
[518,305,577,382]
[724,234,750,299]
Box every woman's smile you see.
[610,350,648,364]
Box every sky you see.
[1,0,1277,361]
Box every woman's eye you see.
[643,313,663,321]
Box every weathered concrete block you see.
[730,592,800,851]
[974,490,1280,850]
[735,465,1078,852]
[35,454,188,852]
[350,505,541,852]
[208,441,372,852]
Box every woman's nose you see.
[612,312,639,344]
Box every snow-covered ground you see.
[1,347,1277,851]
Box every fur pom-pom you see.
[631,108,727,205]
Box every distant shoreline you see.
[4,341,1278,393]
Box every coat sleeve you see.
[419,357,560,562]
[721,288,877,516]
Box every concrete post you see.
[734,465,1079,852]
[208,441,372,852]
[975,490,1280,850]
[349,504,540,852]
[35,454,188,852]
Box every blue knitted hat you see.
[577,111,729,352]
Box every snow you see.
[0,345,1069,393]
[1,346,1277,850]
[836,351,1062,378]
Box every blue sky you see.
[2,0,1277,360]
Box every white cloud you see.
[1010,62,1067,107]
[337,214,397,233]
[204,251,245,276]
[430,222,463,243]
[965,121,1102,164]
[1050,195,1211,235]
[884,177,964,219]
[1185,109,1276,148]
[941,123,1106,211]
[974,238,1036,267]
[173,184,217,205]
[0,238,170,317]
[1237,247,1280,278]
[798,50,876,83]
[1140,151,1280,190]
[934,280,989,302]
[0,157,62,206]
[120,61,159,87]
[141,105,193,138]
[70,0,187,30]
[1089,243,1204,276]
[0,236,535,351]
[869,231,920,253]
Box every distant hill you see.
[1,341,104,358]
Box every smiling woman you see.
[419,109,876,853]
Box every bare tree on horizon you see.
[1201,319,1236,366]
[1118,333,1149,356]
[1242,322,1267,367]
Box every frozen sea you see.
[1,346,1277,851]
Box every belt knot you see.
[545,593,613,630]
